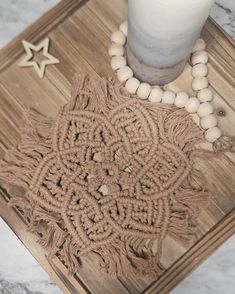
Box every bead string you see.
[108,21,222,143]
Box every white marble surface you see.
[0,0,59,48]
[0,218,61,294]
[0,0,234,49]
[0,1,234,294]
[211,0,235,38]
[172,235,235,294]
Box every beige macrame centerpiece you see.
[0,74,210,277]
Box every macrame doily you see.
[0,74,210,278]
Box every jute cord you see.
[0,74,214,278]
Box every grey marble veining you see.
[211,0,235,38]
[0,218,61,294]
[172,235,235,294]
[0,0,234,49]
[0,0,59,48]
[0,1,234,294]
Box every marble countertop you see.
[0,0,234,49]
[0,218,60,294]
[1,216,235,294]
[172,235,235,294]
[0,1,234,294]
[0,0,59,48]
[211,0,235,38]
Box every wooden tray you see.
[0,1,235,293]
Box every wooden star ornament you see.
[18,37,60,79]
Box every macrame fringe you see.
[168,187,210,246]
[8,194,164,277]
[92,237,164,278]
[0,74,228,278]
[0,109,53,190]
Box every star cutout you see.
[18,37,60,79]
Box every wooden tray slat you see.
[0,0,234,293]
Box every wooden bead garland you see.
[200,114,217,130]
[125,78,140,94]
[185,97,200,113]
[197,102,214,117]
[111,31,126,45]
[111,56,126,71]
[191,64,208,77]
[108,43,124,57]
[137,83,151,99]
[205,127,222,143]
[109,22,222,143]
[162,91,175,104]
[117,66,133,82]
[119,21,128,36]
[192,38,206,53]
[191,51,209,65]
[192,76,209,91]
[148,87,163,102]
[197,88,213,102]
[174,92,189,108]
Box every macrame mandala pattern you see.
[0,74,210,278]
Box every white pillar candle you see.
[127,0,215,85]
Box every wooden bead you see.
[161,91,175,104]
[192,77,208,91]
[192,38,206,53]
[191,64,208,77]
[98,184,109,196]
[200,114,217,129]
[197,102,214,117]
[191,50,208,65]
[108,43,124,56]
[148,87,163,102]
[93,152,102,162]
[174,92,189,108]
[117,66,133,82]
[119,21,128,36]
[125,78,140,94]
[111,56,126,71]
[137,83,151,99]
[205,127,222,143]
[197,88,213,102]
[185,97,200,113]
[111,31,126,45]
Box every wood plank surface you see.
[0,0,234,293]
